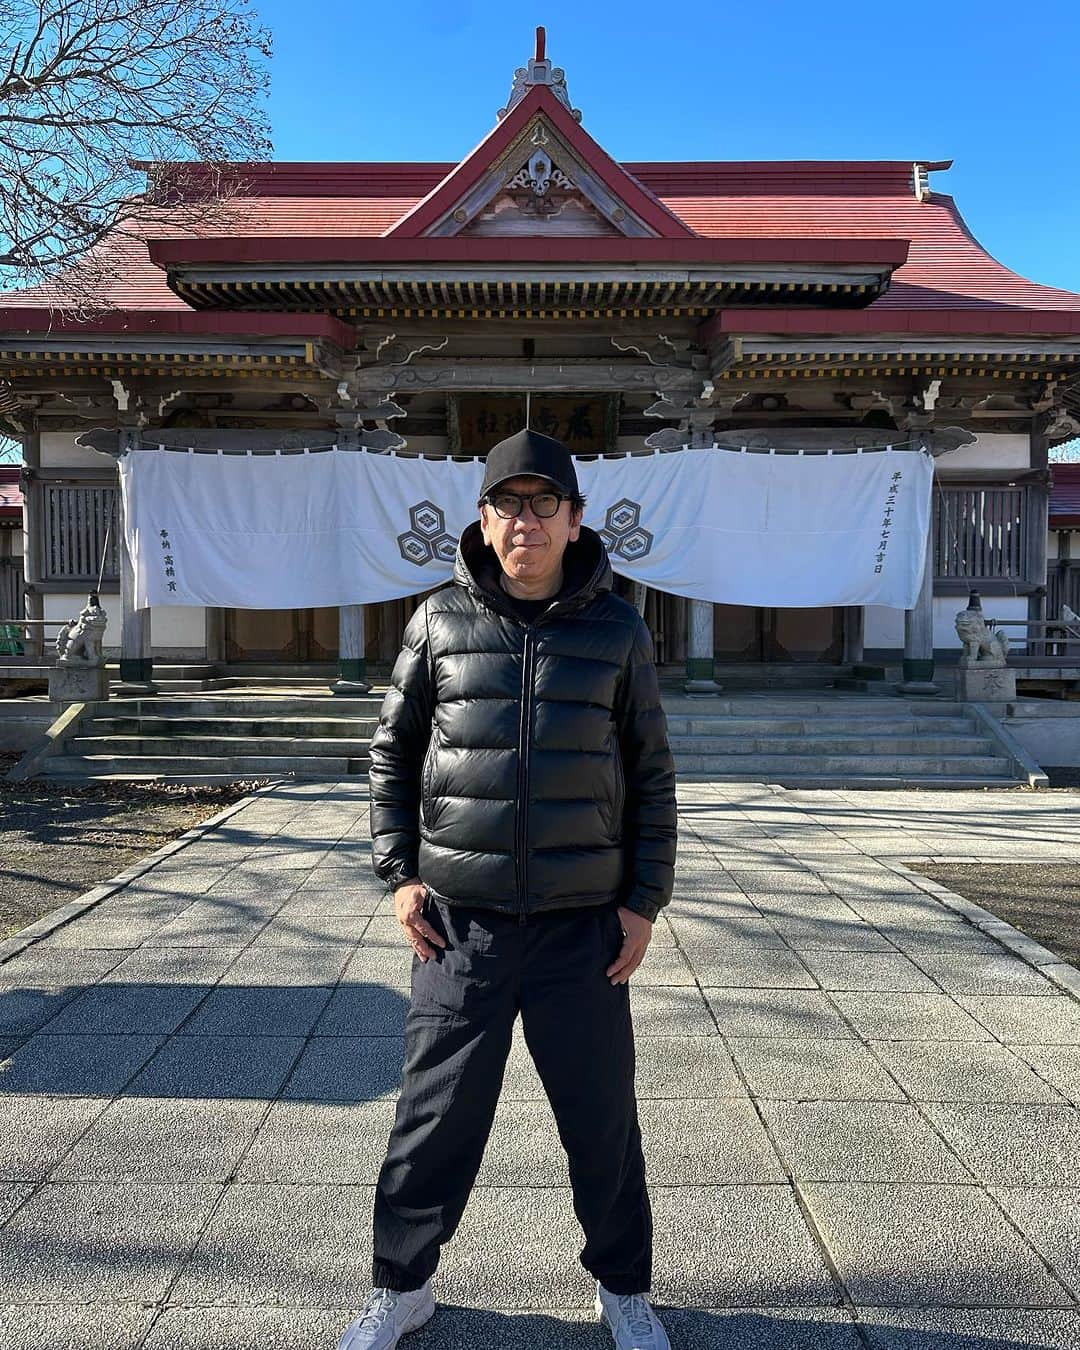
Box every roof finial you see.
[497,27,581,122]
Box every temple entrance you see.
[223,607,339,662]
[220,599,844,667]
[713,605,845,664]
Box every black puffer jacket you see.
[368,521,677,922]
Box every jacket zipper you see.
[515,625,537,924]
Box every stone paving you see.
[0,780,1079,1347]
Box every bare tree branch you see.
[0,0,272,310]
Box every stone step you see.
[90,717,381,738]
[660,696,966,716]
[666,734,994,756]
[69,735,373,757]
[664,715,977,736]
[42,753,370,778]
[670,751,1015,776]
[88,696,386,717]
[674,772,1026,790]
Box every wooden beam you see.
[352,357,701,395]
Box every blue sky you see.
[259,0,1080,294]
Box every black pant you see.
[371,894,652,1296]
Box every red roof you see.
[0,95,1077,331]
[0,466,23,519]
[1051,464,1080,528]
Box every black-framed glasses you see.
[482,490,571,519]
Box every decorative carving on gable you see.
[505,152,574,199]
[453,119,641,238]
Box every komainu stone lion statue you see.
[955,603,1009,668]
[55,594,107,667]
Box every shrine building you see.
[2,30,1080,691]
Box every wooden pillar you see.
[843,606,865,665]
[20,431,43,656]
[898,516,939,694]
[115,433,156,691]
[331,603,370,694]
[682,414,721,694]
[1028,417,1051,658]
[684,597,722,694]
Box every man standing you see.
[338,429,677,1350]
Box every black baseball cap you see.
[478,429,579,500]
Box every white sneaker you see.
[337,1281,435,1349]
[595,1282,671,1350]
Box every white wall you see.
[151,605,207,648]
[936,431,1029,475]
[934,593,1029,653]
[41,594,207,653]
[863,604,905,649]
[43,590,119,650]
[40,431,112,470]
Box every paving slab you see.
[170,1181,380,1307]
[683,948,817,988]
[237,1099,396,1184]
[180,983,333,1037]
[648,1184,840,1309]
[956,994,1080,1044]
[802,1181,1072,1307]
[0,1184,32,1226]
[637,1098,787,1185]
[906,951,1065,996]
[759,1099,973,1182]
[626,985,718,1037]
[988,1186,1080,1301]
[38,980,214,1035]
[1011,1043,1080,1102]
[280,1034,406,1101]
[0,1180,223,1303]
[0,1305,155,1349]
[868,1040,1069,1104]
[0,1094,107,1180]
[52,1095,266,1182]
[312,982,414,1036]
[726,1037,908,1102]
[123,1033,304,1099]
[140,1306,366,1349]
[919,1102,1080,1185]
[827,991,995,1042]
[250,914,373,946]
[794,950,938,993]
[0,986,83,1037]
[703,988,856,1039]
[0,1032,165,1096]
[219,944,353,987]
[626,1035,746,1100]
[854,1306,1080,1350]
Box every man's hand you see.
[605,905,653,985]
[393,878,447,961]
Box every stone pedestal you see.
[49,664,109,703]
[956,666,1017,703]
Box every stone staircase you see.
[664,692,1033,788]
[36,693,381,783]
[24,687,1043,788]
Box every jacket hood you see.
[452,520,613,616]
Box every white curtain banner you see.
[120,444,932,610]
